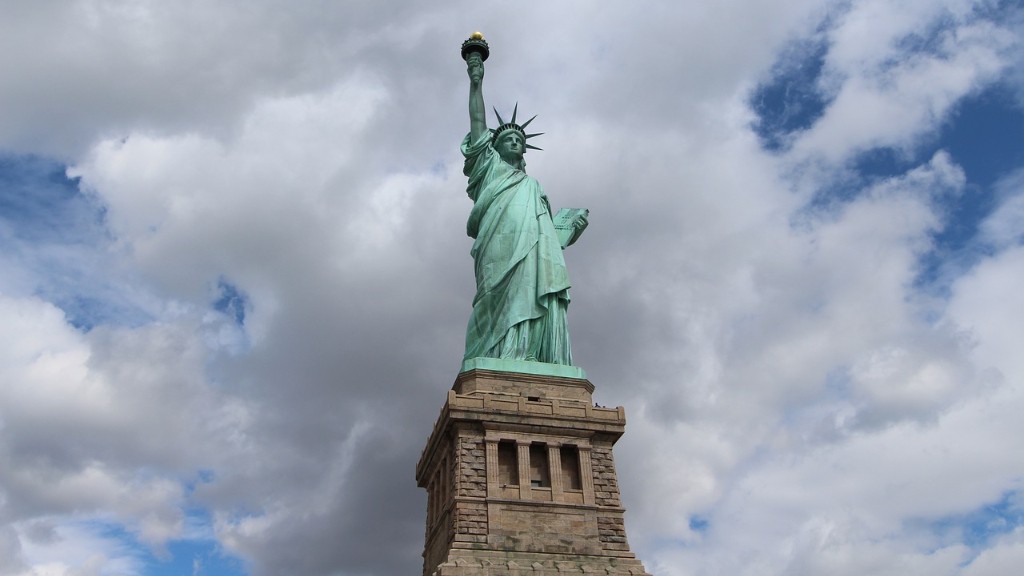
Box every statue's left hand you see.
[572,213,589,232]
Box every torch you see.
[461,31,489,62]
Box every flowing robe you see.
[461,131,573,365]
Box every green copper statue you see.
[460,32,588,366]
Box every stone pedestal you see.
[416,361,652,575]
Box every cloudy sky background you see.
[2,1,1024,575]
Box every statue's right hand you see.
[467,55,484,85]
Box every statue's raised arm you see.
[465,35,487,142]
[458,33,587,368]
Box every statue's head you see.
[491,104,542,170]
[495,130,526,169]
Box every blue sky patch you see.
[939,83,1024,189]
[754,47,1024,295]
[213,279,249,327]
[689,515,709,533]
[915,84,1024,291]
[750,39,830,152]
[145,536,247,576]
[924,490,1024,565]
[88,512,247,576]
[0,154,153,329]
[0,154,107,244]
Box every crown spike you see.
[510,102,519,125]
[493,107,506,126]
[525,144,543,150]
[520,114,538,130]
[524,132,544,139]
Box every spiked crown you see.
[491,103,543,151]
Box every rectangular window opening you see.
[498,441,518,486]
[529,443,550,488]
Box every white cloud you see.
[948,246,1024,383]
[12,521,144,576]
[963,528,1024,576]
[978,169,1024,248]
[791,0,1015,163]
[69,76,386,295]
[0,293,244,572]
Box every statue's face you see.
[496,131,524,165]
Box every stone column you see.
[548,444,564,500]
[485,439,499,495]
[579,445,595,506]
[517,440,531,500]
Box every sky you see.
[1,1,1024,575]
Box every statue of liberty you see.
[460,33,588,366]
